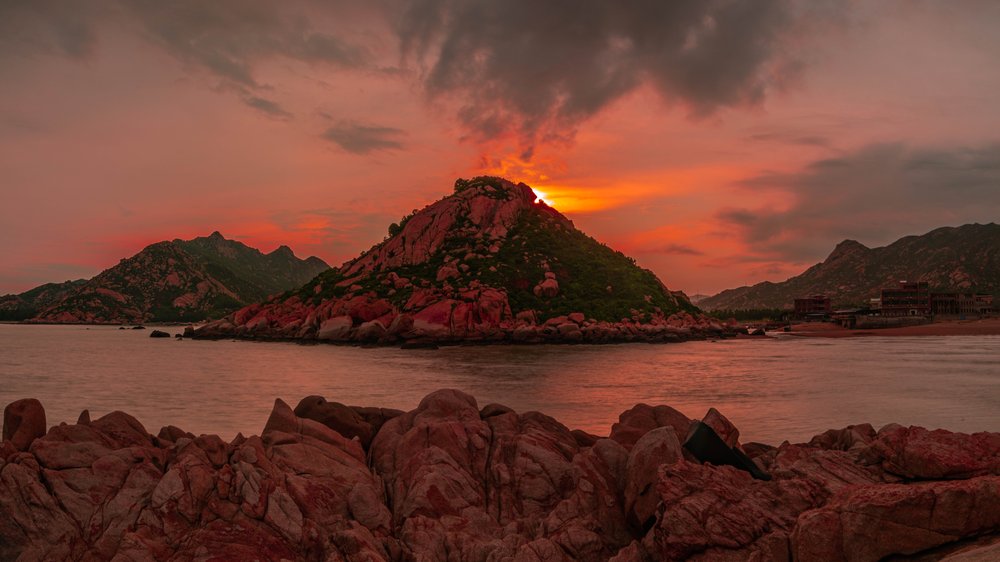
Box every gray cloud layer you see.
[1,0,373,119]
[2,0,842,152]
[398,0,827,155]
[120,0,371,118]
[652,243,705,256]
[322,122,406,154]
[719,142,1000,262]
[0,0,102,60]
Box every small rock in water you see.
[149,330,171,338]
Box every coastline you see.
[781,318,1000,338]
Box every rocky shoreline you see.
[3,391,999,561]
[188,310,742,346]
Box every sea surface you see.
[1,324,998,444]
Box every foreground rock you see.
[2,392,998,561]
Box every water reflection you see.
[1,325,997,444]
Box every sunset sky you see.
[3,1,1000,296]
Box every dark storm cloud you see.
[321,122,406,154]
[719,142,1000,262]
[398,0,835,153]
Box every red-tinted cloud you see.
[2,1,1000,298]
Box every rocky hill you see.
[0,280,87,321]
[193,177,717,344]
[18,232,328,324]
[4,391,1000,560]
[700,223,1000,310]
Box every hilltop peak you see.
[209,230,225,240]
[270,245,295,257]
[825,239,869,262]
[346,176,570,279]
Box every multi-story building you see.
[793,295,831,319]
[974,294,994,315]
[880,281,931,317]
[878,281,993,317]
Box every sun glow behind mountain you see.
[532,189,552,206]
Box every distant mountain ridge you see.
[0,280,87,321]
[699,223,1000,311]
[2,232,328,323]
[192,177,719,344]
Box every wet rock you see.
[317,315,352,341]
[3,398,46,452]
[356,319,388,342]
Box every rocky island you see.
[191,177,732,345]
[3,391,999,561]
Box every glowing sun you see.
[533,189,553,206]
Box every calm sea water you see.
[1,324,998,445]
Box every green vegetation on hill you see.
[23,233,329,323]
[481,209,697,321]
[0,280,87,321]
[294,177,696,323]
[178,233,328,303]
